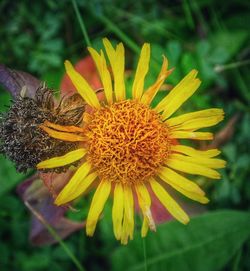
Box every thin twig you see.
[24,201,85,271]
[71,0,92,47]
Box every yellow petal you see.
[121,214,130,245]
[141,217,149,238]
[162,79,201,120]
[37,148,86,169]
[170,131,213,140]
[166,157,221,179]
[112,183,124,240]
[159,166,205,195]
[64,60,100,108]
[171,145,221,158]
[171,153,226,169]
[58,172,97,205]
[86,180,111,236]
[150,178,189,224]
[40,125,85,142]
[55,161,92,205]
[135,183,156,232]
[158,166,209,204]
[171,115,224,131]
[43,121,84,133]
[141,56,171,105]
[103,38,126,101]
[166,182,209,204]
[102,38,116,61]
[155,70,200,120]
[123,185,134,240]
[132,43,150,100]
[155,70,198,113]
[166,109,224,127]
[88,47,113,104]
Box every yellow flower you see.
[37,38,226,244]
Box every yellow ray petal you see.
[64,60,100,108]
[170,131,213,140]
[171,115,224,131]
[141,217,149,238]
[166,157,221,179]
[123,185,134,240]
[159,166,205,195]
[150,178,189,224]
[43,121,84,133]
[112,183,124,240]
[37,148,86,169]
[40,125,85,142]
[141,56,171,105]
[103,38,116,61]
[166,181,209,204]
[57,172,97,205]
[103,38,125,101]
[55,161,92,205]
[157,72,197,113]
[158,166,209,204]
[135,183,156,232]
[132,43,150,100]
[86,180,111,236]
[88,47,113,104]
[171,145,221,158]
[166,109,224,127]
[171,153,226,169]
[121,214,130,245]
[161,79,201,120]
[155,71,200,120]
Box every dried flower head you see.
[0,85,85,172]
[37,39,226,244]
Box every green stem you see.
[71,0,91,47]
[97,14,140,54]
[182,0,195,29]
[214,59,250,72]
[142,237,148,271]
[25,201,85,271]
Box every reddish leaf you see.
[17,173,84,246]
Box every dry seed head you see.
[0,85,85,172]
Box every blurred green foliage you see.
[0,0,250,270]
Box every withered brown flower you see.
[0,84,85,172]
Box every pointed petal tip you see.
[102,37,112,48]
[64,60,71,67]
[54,197,62,206]
[183,216,190,224]
[202,197,210,204]
[86,228,94,237]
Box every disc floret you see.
[85,100,170,185]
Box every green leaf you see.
[112,210,250,271]
[0,156,27,196]
[210,31,248,61]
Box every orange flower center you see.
[85,100,171,184]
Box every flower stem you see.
[71,0,92,47]
[214,59,250,72]
[142,237,148,271]
[25,201,85,271]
